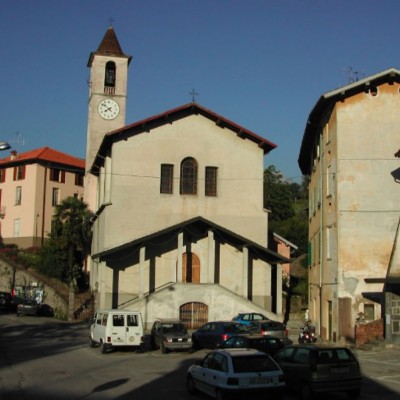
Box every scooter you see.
[298,326,317,344]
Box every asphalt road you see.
[0,313,399,400]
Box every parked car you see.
[150,318,192,353]
[0,291,12,311]
[192,321,249,350]
[218,334,285,356]
[232,312,270,325]
[274,344,362,400]
[90,309,144,353]
[187,348,285,400]
[17,299,39,316]
[248,319,292,345]
[37,303,54,317]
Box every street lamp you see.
[0,141,11,151]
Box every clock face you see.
[98,99,120,120]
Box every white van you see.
[90,309,144,353]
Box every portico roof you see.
[91,216,290,265]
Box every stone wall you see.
[355,319,384,347]
[0,257,69,319]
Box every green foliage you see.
[38,196,93,288]
[37,240,69,281]
[291,275,309,297]
[264,165,309,300]
[264,165,308,254]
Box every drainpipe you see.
[41,167,48,246]
[319,134,323,339]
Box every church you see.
[84,26,289,329]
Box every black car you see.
[191,321,249,350]
[150,319,192,353]
[274,344,362,400]
[219,334,286,356]
[0,291,12,311]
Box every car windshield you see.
[261,322,282,330]
[317,348,356,364]
[232,355,279,373]
[230,324,248,334]
[162,323,187,333]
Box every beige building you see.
[0,147,85,248]
[298,68,400,344]
[85,27,289,329]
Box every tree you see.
[42,197,93,287]
[264,165,295,222]
[264,165,308,254]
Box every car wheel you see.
[347,388,361,399]
[100,341,108,354]
[300,383,314,400]
[215,389,227,400]
[192,337,200,350]
[186,375,197,395]
[161,342,168,354]
[90,337,96,348]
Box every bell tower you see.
[85,26,131,207]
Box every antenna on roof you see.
[9,132,26,151]
[344,66,365,83]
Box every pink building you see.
[0,147,85,248]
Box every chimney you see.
[10,150,17,160]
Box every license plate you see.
[178,338,182,341]
[249,377,272,384]
[331,367,349,375]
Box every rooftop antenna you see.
[344,66,365,83]
[9,132,26,151]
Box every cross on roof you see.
[189,88,199,102]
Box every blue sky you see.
[1,0,399,182]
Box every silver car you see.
[187,348,285,400]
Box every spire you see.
[87,26,132,67]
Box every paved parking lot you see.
[1,313,400,400]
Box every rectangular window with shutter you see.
[205,166,218,197]
[13,165,25,181]
[0,169,5,183]
[15,186,22,205]
[160,164,174,194]
[75,173,84,186]
[50,169,65,183]
[13,218,20,237]
[52,188,60,206]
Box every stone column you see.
[242,246,249,299]
[207,230,215,283]
[177,232,183,283]
[139,246,146,298]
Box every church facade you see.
[85,27,288,329]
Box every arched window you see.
[180,157,197,195]
[104,61,116,94]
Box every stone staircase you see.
[72,291,94,321]
[285,312,304,343]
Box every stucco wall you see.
[95,114,268,254]
[307,81,400,341]
[116,283,282,331]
